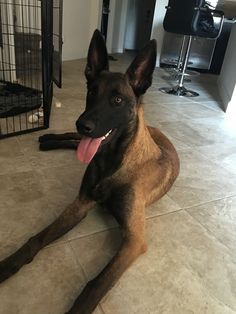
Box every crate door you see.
[52,0,63,88]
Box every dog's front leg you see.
[39,133,82,151]
[0,198,94,283]
[66,202,147,314]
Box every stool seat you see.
[163,0,223,38]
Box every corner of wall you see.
[151,0,168,68]
[217,78,231,112]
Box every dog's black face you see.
[77,72,136,138]
[76,30,157,164]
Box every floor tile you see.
[184,116,236,145]
[168,149,236,208]
[144,101,223,127]
[0,243,87,314]
[186,196,236,255]
[70,211,236,314]
[0,171,56,259]
[158,120,213,149]
[0,137,32,175]
[197,141,236,175]
[0,199,56,260]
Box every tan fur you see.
[112,106,179,206]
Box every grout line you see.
[66,242,108,314]
[66,226,120,243]
[98,304,106,314]
[184,209,235,256]
[180,194,236,211]
[147,194,236,221]
[46,194,236,250]
[146,207,185,220]
[67,240,88,281]
[68,237,110,314]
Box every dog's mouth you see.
[77,129,116,164]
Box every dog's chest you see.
[90,167,132,204]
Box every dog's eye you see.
[114,96,123,105]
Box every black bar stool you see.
[159,0,224,97]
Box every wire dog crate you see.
[0,0,62,139]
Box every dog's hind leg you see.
[66,194,147,314]
[0,197,94,283]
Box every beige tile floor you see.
[1,53,236,314]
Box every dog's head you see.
[76,30,156,164]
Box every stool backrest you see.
[163,0,206,36]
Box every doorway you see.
[105,0,156,54]
[124,0,156,51]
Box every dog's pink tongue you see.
[77,136,103,164]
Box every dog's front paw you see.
[39,141,60,151]
[0,258,22,283]
[38,134,58,143]
[0,241,37,283]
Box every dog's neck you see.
[91,108,138,179]
[90,105,160,183]
[123,106,162,168]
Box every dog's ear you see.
[85,29,109,81]
[126,40,157,96]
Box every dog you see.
[0,30,179,314]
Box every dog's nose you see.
[76,119,95,135]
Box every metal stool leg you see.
[177,35,186,71]
[159,36,199,97]
[163,36,191,82]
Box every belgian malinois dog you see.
[0,30,179,313]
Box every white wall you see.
[151,0,168,67]
[62,0,102,61]
[218,23,236,112]
[62,0,168,64]
[106,0,129,54]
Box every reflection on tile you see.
[144,90,192,105]
[0,197,56,260]
[168,149,236,208]
[70,211,236,314]
[187,196,236,254]
[194,100,225,113]
[0,170,44,205]
[158,120,213,148]
[184,116,236,145]
[197,141,236,175]
[29,164,86,227]
[0,243,86,314]
[0,137,32,175]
